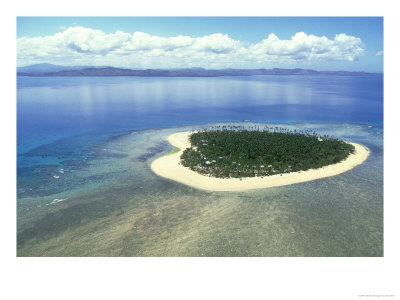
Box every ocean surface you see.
[17,75,383,256]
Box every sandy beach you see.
[151,131,370,192]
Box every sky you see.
[17,17,383,72]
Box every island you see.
[151,127,370,191]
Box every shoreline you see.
[151,131,370,192]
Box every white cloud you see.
[17,26,366,68]
[250,32,364,62]
[192,33,241,54]
[376,50,383,56]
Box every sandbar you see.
[151,131,370,192]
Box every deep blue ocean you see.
[17,75,384,256]
[17,75,383,151]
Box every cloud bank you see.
[17,26,365,68]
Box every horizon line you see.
[17,63,383,74]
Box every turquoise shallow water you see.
[17,75,383,256]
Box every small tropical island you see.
[181,126,355,178]
[151,126,370,191]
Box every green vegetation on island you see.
[181,125,355,178]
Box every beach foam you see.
[47,198,68,205]
[151,131,370,192]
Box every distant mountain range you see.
[17,64,382,77]
[17,63,109,74]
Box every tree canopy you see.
[181,125,355,178]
